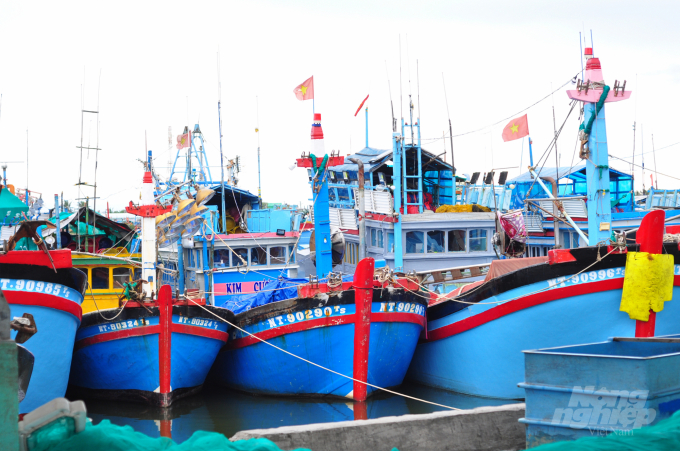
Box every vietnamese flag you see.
[293,76,314,101]
[176,132,191,149]
[354,94,369,116]
[502,114,529,142]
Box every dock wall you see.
[231,403,526,451]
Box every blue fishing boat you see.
[0,223,87,413]
[209,114,428,400]
[69,169,235,407]
[407,47,680,399]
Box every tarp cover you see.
[483,256,548,282]
[219,277,309,314]
[220,275,354,315]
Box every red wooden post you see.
[635,210,665,338]
[353,401,368,420]
[352,257,375,402]
[159,419,172,438]
[158,284,172,406]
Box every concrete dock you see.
[231,403,526,451]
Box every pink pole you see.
[158,284,172,406]
[352,257,374,402]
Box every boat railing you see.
[415,263,491,286]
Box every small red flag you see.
[354,94,369,116]
[501,114,529,142]
[293,76,314,101]
[176,132,191,149]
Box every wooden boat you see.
[211,257,427,399]
[68,169,234,407]
[406,48,680,399]
[1,223,87,413]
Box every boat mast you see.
[217,52,226,233]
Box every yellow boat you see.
[72,248,141,314]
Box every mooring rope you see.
[183,296,462,411]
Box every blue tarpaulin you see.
[220,275,354,315]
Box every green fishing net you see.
[534,409,680,450]
[45,420,310,451]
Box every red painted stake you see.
[159,419,172,438]
[634,210,665,338]
[353,401,368,420]
[352,257,375,402]
[158,284,172,406]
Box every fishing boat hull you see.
[212,282,427,399]
[1,251,87,413]
[69,301,233,406]
[406,246,680,399]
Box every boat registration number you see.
[378,302,425,315]
[0,278,73,299]
[267,306,347,328]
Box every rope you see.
[183,296,461,411]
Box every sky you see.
[1,0,679,210]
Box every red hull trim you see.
[227,312,425,350]
[6,291,82,321]
[422,276,680,344]
[74,323,228,351]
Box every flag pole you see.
[528,136,534,167]
[365,107,368,148]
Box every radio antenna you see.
[385,61,396,132]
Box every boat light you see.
[195,188,215,207]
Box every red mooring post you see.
[352,257,375,402]
[635,210,665,337]
[158,284,172,406]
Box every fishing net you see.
[533,409,680,450]
[45,420,310,451]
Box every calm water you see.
[83,382,518,443]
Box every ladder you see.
[401,119,423,214]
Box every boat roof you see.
[330,146,464,179]
[508,162,632,183]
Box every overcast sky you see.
[1,0,678,210]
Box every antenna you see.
[551,82,559,181]
[385,61,396,132]
[93,69,101,236]
[442,74,455,176]
[25,129,28,204]
[399,35,403,121]
[590,29,594,53]
[652,134,658,190]
[256,96,262,202]
[416,60,421,121]
[217,48,227,232]
[579,32,584,81]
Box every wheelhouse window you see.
[232,248,248,266]
[426,231,445,253]
[251,248,267,266]
[406,231,424,254]
[387,232,395,253]
[447,230,466,252]
[370,228,383,248]
[469,229,488,252]
[112,268,131,287]
[270,246,286,265]
[92,267,110,289]
[214,249,231,267]
[288,245,296,262]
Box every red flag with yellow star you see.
[293,76,314,101]
[502,114,529,142]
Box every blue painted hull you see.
[70,305,232,406]
[8,289,84,413]
[212,288,427,398]
[407,261,680,399]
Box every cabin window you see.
[469,229,488,252]
[337,187,350,203]
[288,245,296,263]
[370,228,383,248]
[270,246,286,265]
[387,232,394,253]
[251,248,267,266]
[112,268,131,287]
[232,248,248,266]
[447,230,466,252]
[406,231,425,254]
[214,249,231,267]
[92,267,110,289]
[426,231,445,253]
